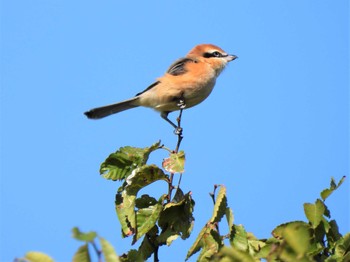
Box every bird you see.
[84,44,237,133]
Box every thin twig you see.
[175,107,184,153]
[177,173,183,189]
[91,241,102,262]
[167,96,186,203]
[209,185,220,234]
[209,184,218,205]
[167,173,174,202]
[154,246,159,262]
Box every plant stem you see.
[167,173,174,202]
[175,107,184,152]
[91,241,102,262]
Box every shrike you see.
[84,44,237,132]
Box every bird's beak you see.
[226,54,238,62]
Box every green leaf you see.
[186,226,208,260]
[272,221,309,239]
[186,223,222,261]
[158,192,195,245]
[100,237,120,262]
[214,246,256,262]
[135,194,158,209]
[72,227,97,242]
[124,165,169,195]
[314,219,327,244]
[72,244,91,262]
[115,165,169,237]
[137,226,159,261]
[134,194,166,243]
[326,220,342,244]
[162,150,185,173]
[256,240,278,259]
[24,252,54,262]
[332,233,350,258]
[304,199,325,228]
[186,221,222,261]
[321,176,346,201]
[246,233,266,257]
[225,207,234,233]
[247,236,266,257]
[230,224,248,252]
[172,187,185,203]
[283,222,311,256]
[210,185,227,223]
[100,141,161,181]
[197,227,222,262]
[119,249,142,262]
[115,190,137,237]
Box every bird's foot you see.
[177,98,186,109]
[174,127,183,136]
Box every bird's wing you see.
[135,81,160,96]
[166,57,197,76]
[135,58,196,97]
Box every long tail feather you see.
[84,97,139,119]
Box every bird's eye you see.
[212,51,222,57]
[203,51,224,58]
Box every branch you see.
[91,240,102,262]
[175,107,184,153]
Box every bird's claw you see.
[177,99,186,109]
[174,127,183,135]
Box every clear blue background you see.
[1,1,349,261]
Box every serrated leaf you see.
[210,185,227,223]
[304,199,325,228]
[115,190,136,237]
[125,165,169,195]
[137,227,159,261]
[172,187,185,203]
[326,220,342,244]
[342,232,350,250]
[307,242,325,257]
[231,224,248,252]
[215,246,256,262]
[324,203,331,218]
[72,244,91,262]
[197,229,222,261]
[72,227,97,242]
[135,194,157,209]
[283,222,311,256]
[256,242,275,259]
[322,216,331,233]
[226,207,234,232]
[119,249,140,262]
[186,226,208,260]
[162,151,185,173]
[158,192,195,245]
[116,165,168,237]
[100,141,161,181]
[246,233,266,256]
[134,195,166,242]
[272,221,309,239]
[321,176,346,201]
[186,224,221,261]
[100,237,120,262]
[24,252,54,262]
[332,232,350,257]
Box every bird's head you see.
[187,44,237,75]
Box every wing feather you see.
[166,58,196,76]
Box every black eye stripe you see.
[203,51,226,58]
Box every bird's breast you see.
[138,66,218,112]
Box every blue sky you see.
[1,1,349,261]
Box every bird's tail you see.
[84,97,140,119]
